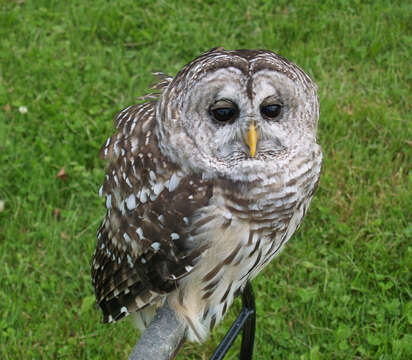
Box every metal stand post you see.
[210,281,256,360]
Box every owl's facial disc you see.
[163,65,317,177]
[184,68,289,165]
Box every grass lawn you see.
[0,0,411,359]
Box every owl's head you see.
[156,48,319,182]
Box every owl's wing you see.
[91,96,213,323]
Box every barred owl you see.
[91,47,322,342]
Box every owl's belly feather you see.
[168,199,298,342]
[167,148,322,342]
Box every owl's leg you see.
[210,281,256,360]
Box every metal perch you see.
[128,302,186,360]
[128,281,256,360]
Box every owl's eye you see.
[260,104,282,119]
[210,100,238,123]
[212,108,236,122]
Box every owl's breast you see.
[169,146,322,341]
[171,189,297,341]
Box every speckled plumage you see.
[91,47,322,342]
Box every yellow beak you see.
[247,123,258,158]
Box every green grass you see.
[0,0,411,359]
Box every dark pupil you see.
[261,104,281,118]
[212,107,235,122]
